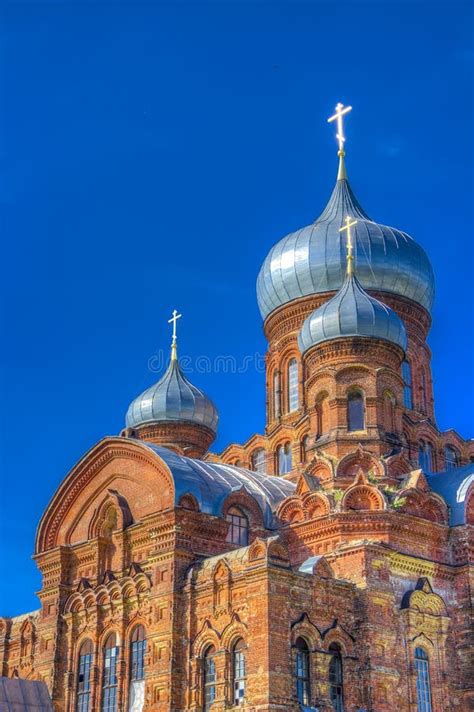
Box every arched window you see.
[273,371,281,419]
[329,643,344,712]
[251,448,266,474]
[129,626,146,711]
[203,646,216,711]
[301,435,310,463]
[76,639,93,712]
[294,637,310,705]
[316,393,329,438]
[414,647,432,712]
[226,507,249,546]
[444,445,458,470]
[101,633,119,712]
[418,441,433,473]
[232,639,246,706]
[277,443,292,475]
[402,360,413,409]
[287,359,299,412]
[347,389,365,432]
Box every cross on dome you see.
[327,102,352,154]
[339,216,358,276]
[328,102,352,180]
[168,309,182,360]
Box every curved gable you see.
[35,437,175,553]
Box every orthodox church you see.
[1,104,473,712]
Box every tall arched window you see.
[444,445,458,470]
[277,443,292,475]
[101,633,119,712]
[232,639,246,706]
[294,637,310,704]
[273,371,281,419]
[329,643,344,712]
[288,359,299,412]
[226,507,249,546]
[414,647,432,712]
[316,393,329,438]
[402,360,413,409]
[203,646,216,711]
[347,389,365,432]
[418,441,433,473]
[129,626,146,712]
[251,448,266,474]
[76,639,93,712]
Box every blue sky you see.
[1,1,472,616]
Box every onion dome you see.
[298,217,407,354]
[126,313,218,433]
[256,154,434,320]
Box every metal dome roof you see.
[256,170,435,319]
[298,269,408,354]
[126,355,219,433]
[142,443,295,528]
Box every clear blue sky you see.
[1,2,472,616]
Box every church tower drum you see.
[257,105,436,466]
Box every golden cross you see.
[339,216,358,275]
[168,309,182,359]
[328,102,352,154]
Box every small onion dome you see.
[298,269,407,355]
[125,355,218,433]
[256,164,434,320]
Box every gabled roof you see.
[427,463,474,526]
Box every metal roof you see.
[257,176,435,319]
[0,678,53,711]
[126,357,218,433]
[298,272,407,354]
[427,463,474,526]
[142,443,295,528]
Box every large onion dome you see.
[298,257,407,355]
[126,350,218,433]
[257,161,434,320]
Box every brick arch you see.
[178,492,200,511]
[36,438,175,553]
[221,490,264,529]
[304,453,335,483]
[399,491,448,524]
[302,492,331,519]
[321,621,355,654]
[385,452,412,478]
[87,489,133,540]
[191,620,221,657]
[342,485,385,512]
[248,538,266,561]
[277,496,305,524]
[291,613,322,649]
[221,613,247,649]
[336,447,385,480]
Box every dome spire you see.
[168,308,182,361]
[339,216,358,276]
[327,102,352,181]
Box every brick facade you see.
[1,170,473,712]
